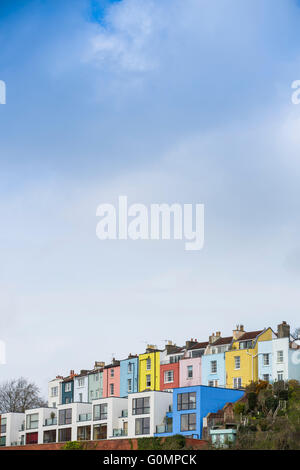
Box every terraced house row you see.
[49,321,300,405]
[0,321,299,447]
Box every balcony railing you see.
[156,424,173,434]
[113,428,128,437]
[120,410,128,418]
[44,418,57,426]
[78,413,92,422]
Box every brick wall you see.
[0,437,207,451]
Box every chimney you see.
[146,344,157,352]
[216,331,221,337]
[209,333,218,344]
[185,339,198,349]
[277,321,290,339]
[232,325,245,341]
[94,361,105,369]
[70,370,75,378]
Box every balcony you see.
[44,418,57,426]
[78,413,92,422]
[120,409,128,418]
[156,424,173,434]
[113,428,128,437]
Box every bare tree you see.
[292,327,300,339]
[0,377,47,413]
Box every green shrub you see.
[61,441,84,450]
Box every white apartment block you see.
[0,413,25,447]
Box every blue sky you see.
[1,0,300,395]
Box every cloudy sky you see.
[1,0,300,396]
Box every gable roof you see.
[237,330,263,341]
[212,336,233,346]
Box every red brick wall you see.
[160,362,180,390]
[0,437,207,451]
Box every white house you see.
[48,376,63,408]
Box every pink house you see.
[179,341,208,387]
[102,360,120,398]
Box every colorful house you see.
[258,322,300,383]
[61,371,76,404]
[179,340,208,388]
[160,342,184,391]
[202,334,233,387]
[155,385,244,439]
[74,371,90,403]
[139,346,161,392]
[225,325,275,389]
[120,354,139,397]
[88,363,104,402]
[102,359,120,398]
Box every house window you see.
[211,361,217,374]
[187,365,193,379]
[277,351,284,363]
[110,369,114,377]
[95,374,99,381]
[59,408,72,425]
[263,374,269,382]
[209,380,218,387]
[146,374,151,388]
[164,370,174,383]
[79,393,83,402]
[128,363,133,373]
[65,382,72,392]
[233,377,242,389]
[177,392,196,411]
[240,341,253,350]
[110,384,114,395]
[78,378,84,387]
[234,356,241,370]
[135,417,150,435]
[263,354,270,366]
[51,386,58,397]
[132,397,150,415]
[146,358,151,370]
[0,418,7,434]
[94,403,107,421]
[128,379,132,393]
[277,372,284,381]
[180,413,196,432]
[26,413,39,430]
[58,428,71,442]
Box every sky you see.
[1,0,300,397]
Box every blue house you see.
[202,353,226,387]
[120,355,139,398]
[202,335,233,387]
[258,340,273,382]
[61,377,74,404]
[155,385,244,439]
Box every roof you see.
[212,336,233,346]
[188,341,209,350]
[166,346,185,355]
[237,330,264,341]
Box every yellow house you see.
[225,325,274,389]
[139,346,161,391]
